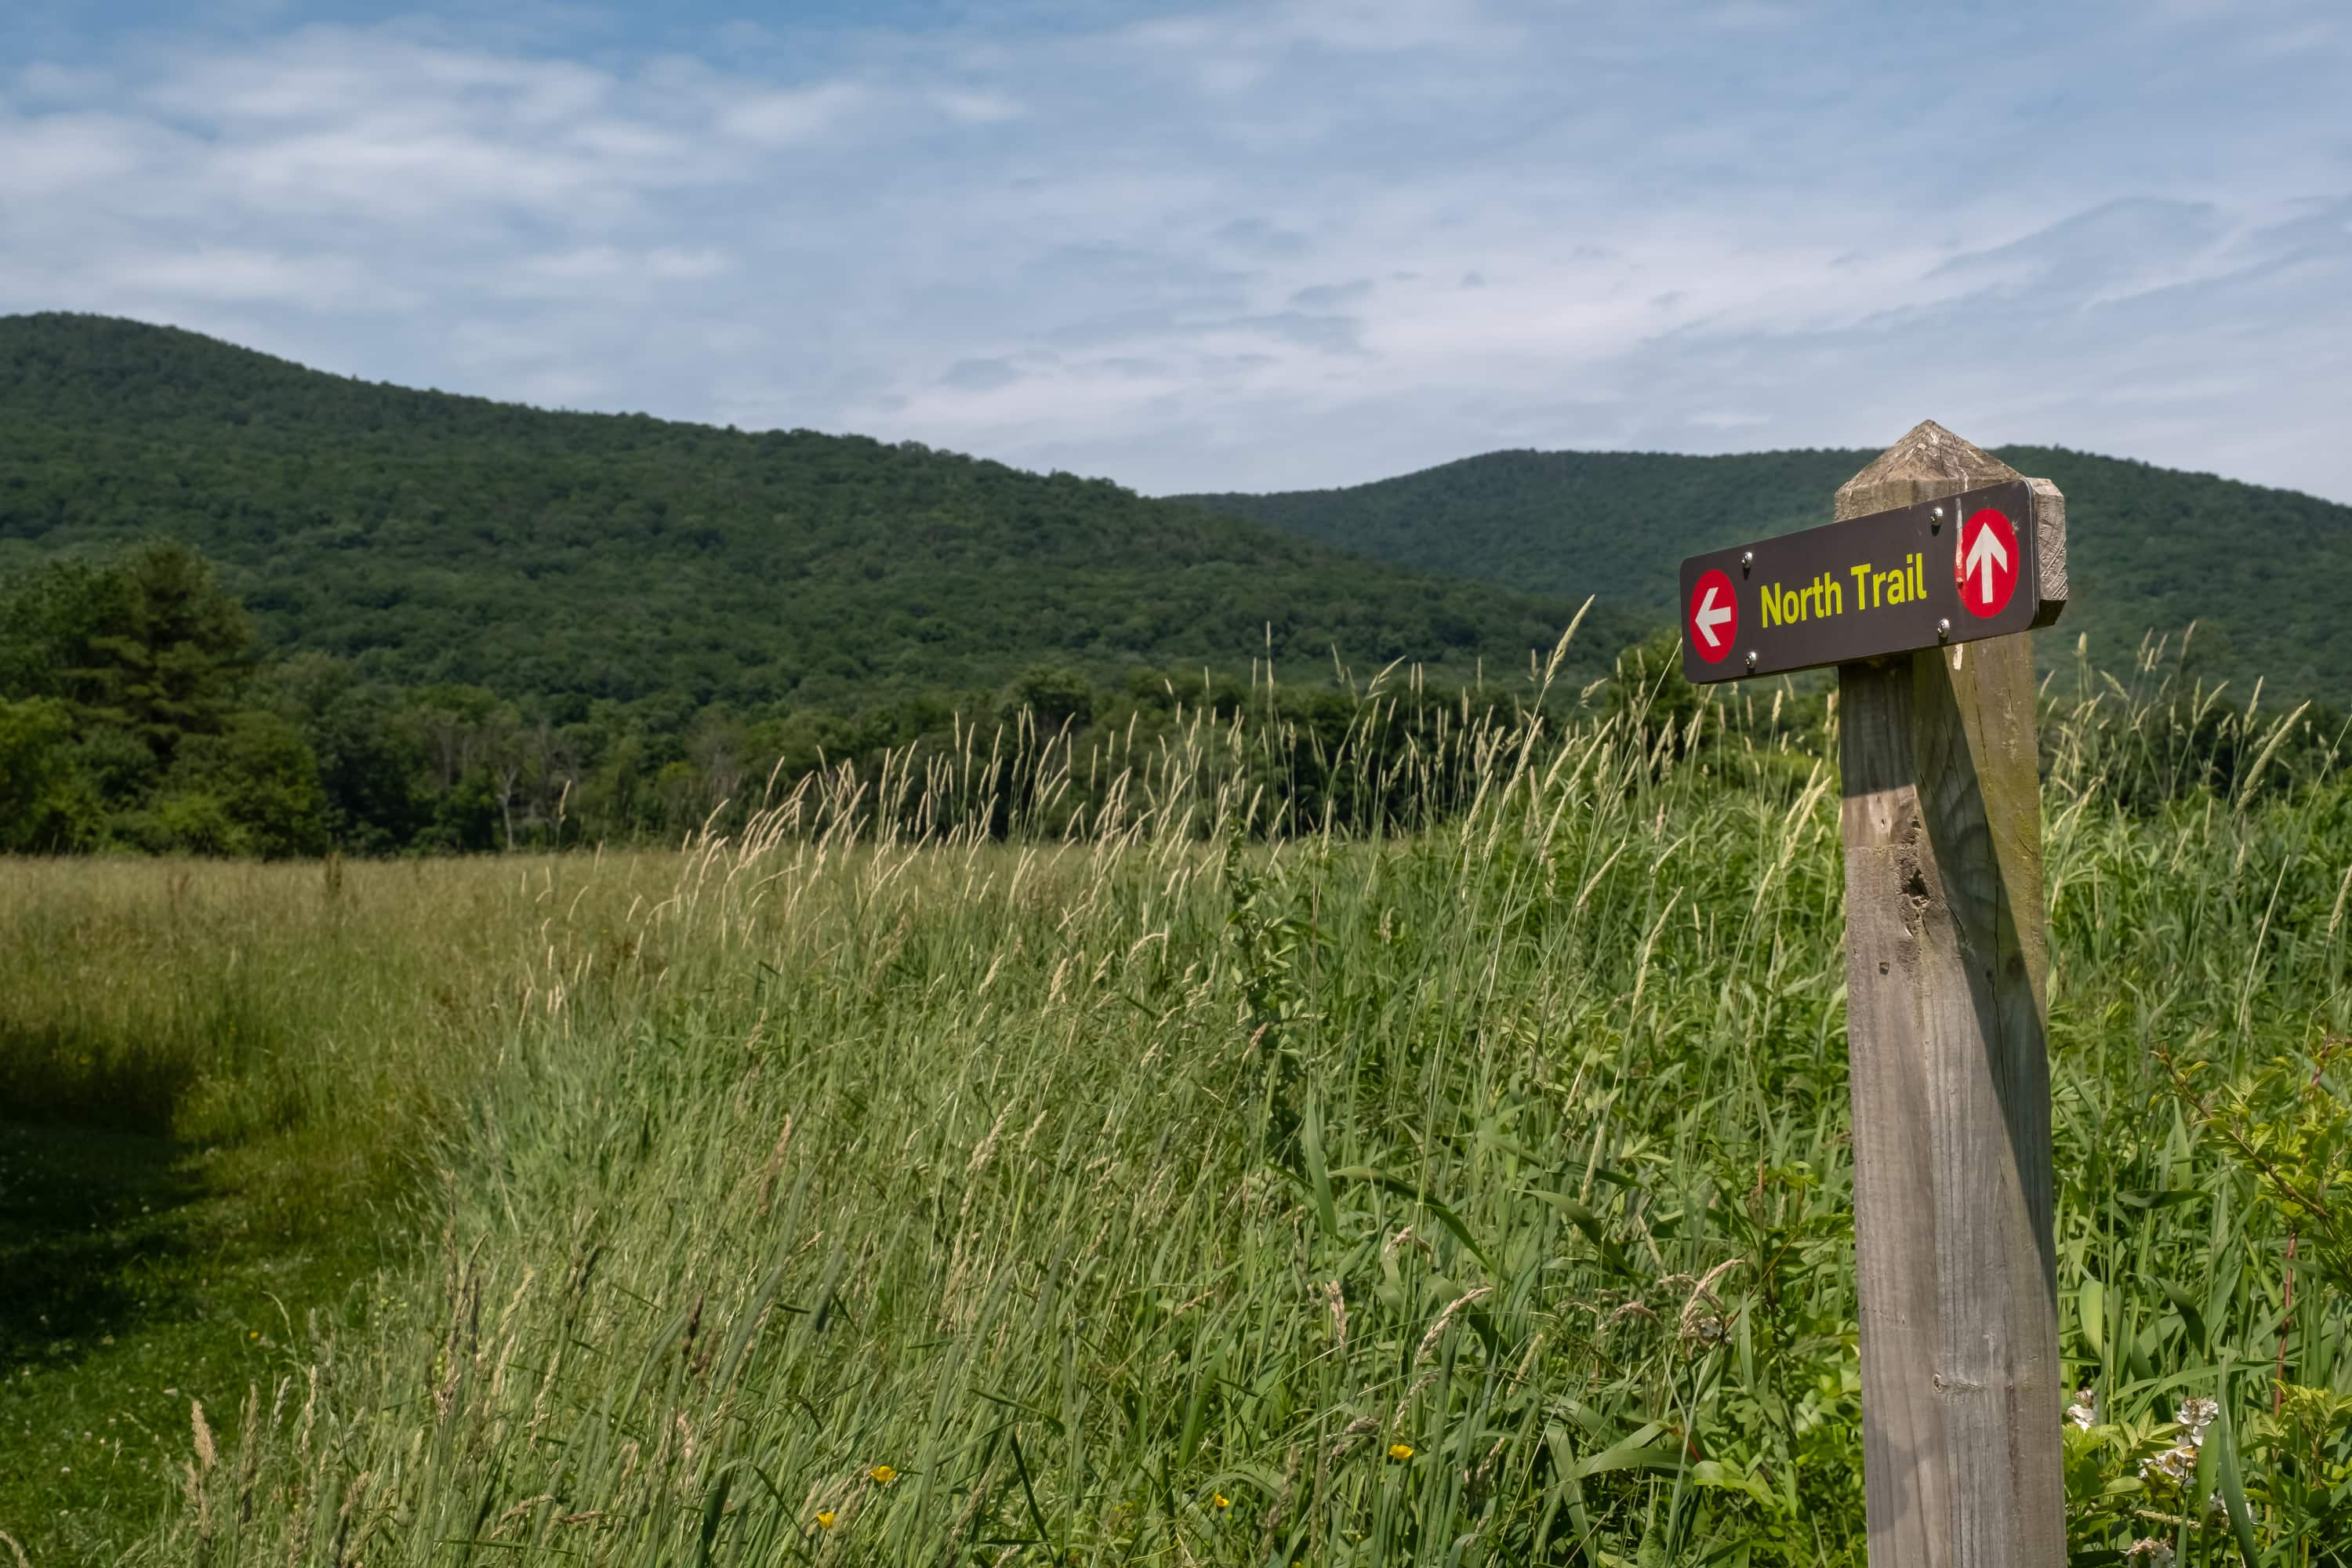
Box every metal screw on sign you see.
[1744,650,1757,670]
[1936,618,1951,640]
[1740,550,1755,573]
[1930,505,1944,532]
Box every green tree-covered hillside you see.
[0,314,1620,712]
[1182,447,2352,697]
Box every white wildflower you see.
[2175,1396,2219,1444]
[2139,1443,2198,1486]
[2066,1387,2100,1430]
[1678,1312,1726,1348]
[2123,1539,2175,1568]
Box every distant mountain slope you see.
[0,314,1624,712]
[1182,448,2352,697]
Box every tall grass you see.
[0,853,686,1214]
[10,640,2349,1565]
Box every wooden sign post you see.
[1681,420,2070,1565]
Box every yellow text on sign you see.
[1759,553,1926,628]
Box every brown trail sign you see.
[1683,422,2071,1566]
[1679,473,2065,683]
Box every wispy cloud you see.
[1,1,2348,500]
[717,81,869,146]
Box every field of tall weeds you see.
[5,637,2349,1565]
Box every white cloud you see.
[936,88,1025,125]
[0,111,165,196]
[139,28,613,125]
[514,245,732,288]
[717,82,867,146]
[0,1,2346,503]
[14,61,114,102]
[96,247,400,308]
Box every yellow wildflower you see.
[869,1465,898,1486]
[815,1512,837,1530]
[1388,1443,1415,1461]
[1212,1494,1230,1509]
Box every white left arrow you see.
[1695,584,1732,648]
[1964,521,2009,606]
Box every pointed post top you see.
[1835,419,2021,521]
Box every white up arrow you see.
[1694,584,1733,648]
[1963,520,2009,607]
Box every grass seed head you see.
[191,1401,216,1472]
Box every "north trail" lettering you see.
[1758,554,1924,629]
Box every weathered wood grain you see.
[1835,419,2066,1567]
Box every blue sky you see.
[4,1,2349,501]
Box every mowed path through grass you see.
[5,663,2350,1564]
[0,855,677,1561]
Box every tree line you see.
[5,541,2340,858]
[0,542,1610,856]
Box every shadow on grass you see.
[0,1022,194,1141]
[0,1114,387,1559]
[0,1121,204,1365]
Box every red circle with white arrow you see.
[1687,568,1737,662]
[1955,508,2020,619]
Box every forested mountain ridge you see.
[1181,447,2352,698]
[7,311,2338,859]
[0,314,1621,712]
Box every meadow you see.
[3,639,2349,1566]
